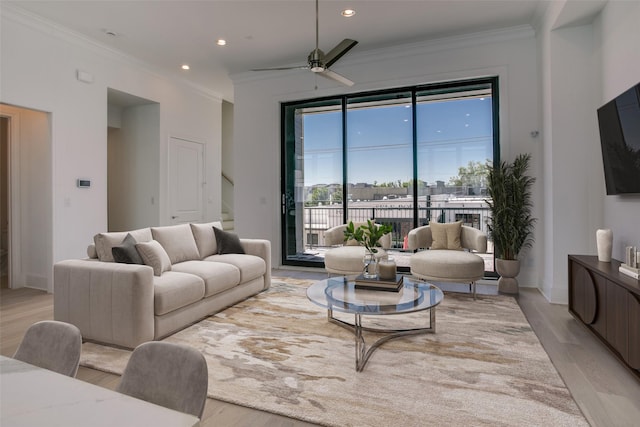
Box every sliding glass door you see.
[345,92,414,249]
[282,99,343,262]
[281,78,498,273]
[416,83,496,228]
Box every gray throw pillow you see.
[213,227,245,254]
[112,233,143,264]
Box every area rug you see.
[80,277,587,427]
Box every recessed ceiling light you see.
[341,9,356,17]
[216,39,227,46]
[181,64,190,70]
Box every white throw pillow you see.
[190,221,223,258]
[135,240,172,276]
[430,221,463,250]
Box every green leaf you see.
[486,153,537,260]
[342,220,392,253]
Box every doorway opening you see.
[107,88,160,231]
[0,104,52,291]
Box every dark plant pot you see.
[496,259,520,294]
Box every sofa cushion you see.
[213,227,245,254]
[152,272,205,316]
[190,221,223,259]
[136,240,172,276]
[94,228,152,262]
[205,254,266,283]
[430,221,463,250]
[151,224,201,264]
[87,244,97,259]
[112,233,144,264]
[172,260,240,297]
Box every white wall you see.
[537,1,605,303]
[596,1,640,261]
[232,26,542,286]
[532,0,640,304]
[0,6,222,291]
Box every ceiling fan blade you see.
[319,69,354,86]
[324,39,358,68]
[251,65,309,71]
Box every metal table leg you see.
[327,307,437,372]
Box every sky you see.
[302,96,494,186]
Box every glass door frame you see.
[280,77,500,272]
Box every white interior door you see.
[168,137,204,224]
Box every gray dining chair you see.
[116,341,209,419]
[13,320,82,377]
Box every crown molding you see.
[231,24,535,85]
[1,4,223,102]
[353,24,535,65]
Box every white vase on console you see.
[596,229,613,262]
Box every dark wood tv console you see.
[568,255,640,381]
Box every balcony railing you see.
[298,205,495,273]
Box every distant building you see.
[300,183,489,249]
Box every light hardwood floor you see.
[1,270,639,426]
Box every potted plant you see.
[344,219,393,278]
[486,153,537,294]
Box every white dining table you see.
[0,355,200,427]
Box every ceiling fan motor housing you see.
[308,49,325,72]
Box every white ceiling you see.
[6,0,552,101]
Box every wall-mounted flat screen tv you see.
[597,82,640,195]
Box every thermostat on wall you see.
[77,179,91,188]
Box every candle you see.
[378,258,396,280]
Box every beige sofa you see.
[53,222,271,349]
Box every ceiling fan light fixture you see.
[310,62,325,73]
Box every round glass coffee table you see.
[307,276,444,372]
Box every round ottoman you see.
[324,246,388,276]
[410,250,484,299]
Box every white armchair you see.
[323,222,391,277]
[407,223,486,299]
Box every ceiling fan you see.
[252,0,358,86]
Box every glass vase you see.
[363,252,378,279]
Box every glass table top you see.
[307,276,444,315]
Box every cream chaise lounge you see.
[53,222,271,349]
[407,221,486,299]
